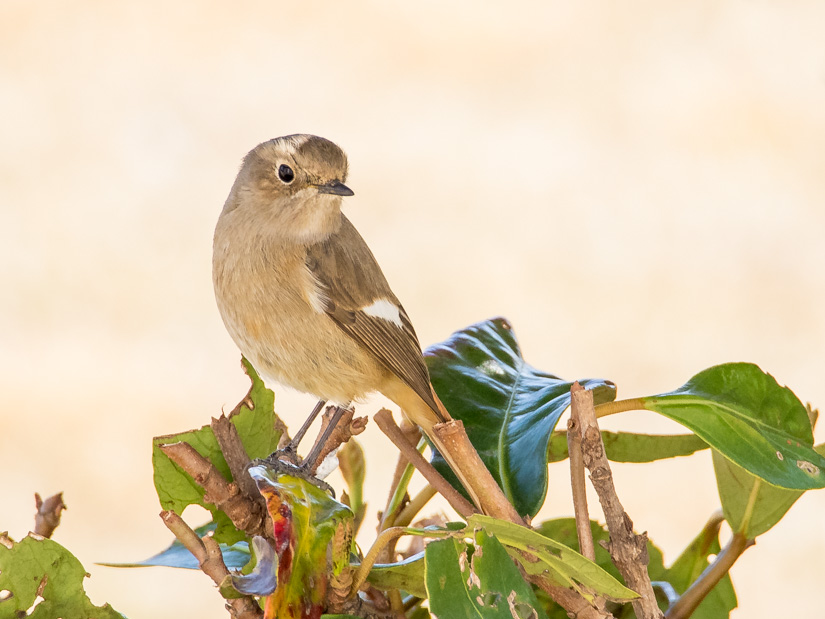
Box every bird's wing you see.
[305,215,440,415]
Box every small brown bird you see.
[213,135,447,456]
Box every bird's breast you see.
[212,234,384,402]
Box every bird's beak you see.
[316,180,354,197]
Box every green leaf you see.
[468,515,638,603]
[425,317,616,517]
[426,532,549,619]
[152,358,283,543]
[99,522,251,570]
[712,450,805,539]
[547,431,708,463]
[642,363,825,490]
[535,518,666,584]
[662,520,737,618]
[0,534,124,619]
[366,553,426,599]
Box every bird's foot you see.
[251,453,335,495]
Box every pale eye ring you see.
[278,164,295,183]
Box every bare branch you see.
[211,415,259,500]
[572,382,663,619]
[33,492,66,539]
[567,415,595,561]
[431,419,524,524]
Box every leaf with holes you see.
[426,531,549,619]
[425,317,616,517]
[0,534,123,619]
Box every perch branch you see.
[572,382,662,619]
[159,441,268,538]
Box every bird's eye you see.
[278,164,295,183]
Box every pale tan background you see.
[2,1,824,617]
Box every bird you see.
[212,134,449,467]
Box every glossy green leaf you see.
[152,358,283,543]
[547,431,708,463]
[0,534,124,619]
[426,532,549,619]
[469,515,638,603]
[99,522,251,570]
[249,465,353,618]
[425,317,616,517]
[663,519,737,618]
[642,363,825,490]
[366,553,426,599]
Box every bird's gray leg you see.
[300,404,350,471]
[279,399,326,460]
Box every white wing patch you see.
[302,263,330,313]
[361,298,403,328]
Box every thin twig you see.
[374,409,476,519]
[379,421,421,532]
[33,492,66,539]
[395,485,438,528]
[350,526,410,594]
[573,382,663,619]
[665,532,754,619]
[160,510,262,619]
[567,415,595,561]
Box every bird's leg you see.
[301,404,351,472]
[279,399,327,461]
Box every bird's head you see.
[223,134,353,244]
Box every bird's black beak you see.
[316,180,354,197]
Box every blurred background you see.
[2,1,824,616]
